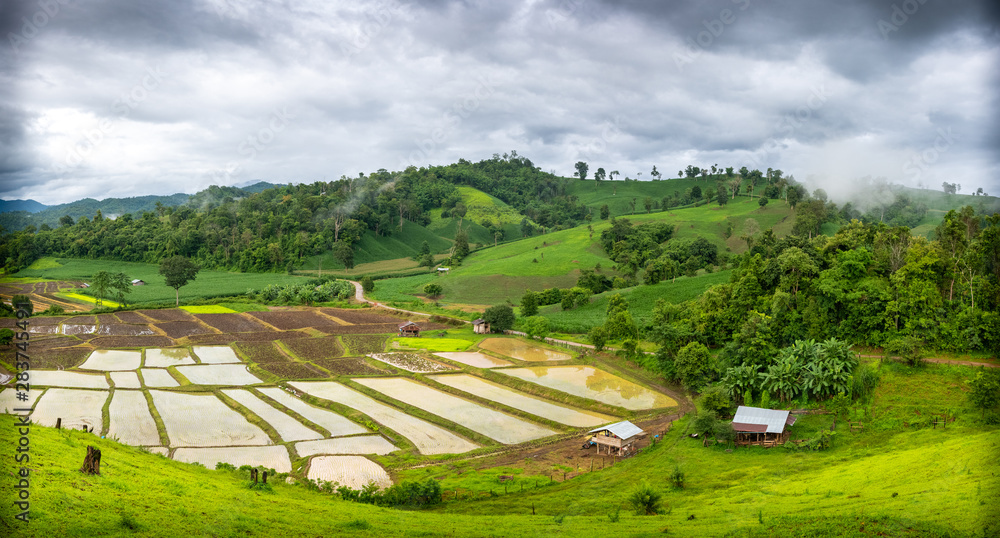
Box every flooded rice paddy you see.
[497,366,677,410]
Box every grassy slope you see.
[10,257,308,305]
[371,196,790,309]
[2,362,993,537]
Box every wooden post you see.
[532,503,535,515]
[56,418,61,429]
[262,470,268,484]
[591,459,594,472]
[563,471,566,481]
[80,446,102,475]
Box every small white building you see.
[131,279,146,286]
[587,420,645,455]
[437,267,450,273]
[472,318,490,334]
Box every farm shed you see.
[437,267,450,273]
[472,318,490,334]
[398,321,421,337]
[79,283,90,288]
[131,279,146,286]
[731,406,796,448]
[587,420,644,455]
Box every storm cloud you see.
[1,0,997,204]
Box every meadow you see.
[15,257,307,306]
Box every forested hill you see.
[0,154,591,273]
[1,152,995,276]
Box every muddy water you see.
[433,352,512,368]
[145,348,196,368]
[192,345,242,364]
[478,338,572,362]
[353,377,558,444]
[429,374,615,427]
[80,349,141,371]
[497,366,676,410]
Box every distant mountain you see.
[238,181,278,194]
[0,199,47,213]
[0,182,284,232]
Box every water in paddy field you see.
[498,366,677,410]
[477,338,572,362]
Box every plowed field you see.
[282,337,345,361]
[195,313,273,333]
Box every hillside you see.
[0,360,992,537]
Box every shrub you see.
[714,421,736,446]
[699,385,733,417]
[692,411,717,437]
[627,480,663,515]
[360,276,375,293]
[850,362,881,402]
[11,295,32,316]
[423,283,443,299]
[0,328,13,346]
[670,465,685,489]
[483,304,515,333]
[519,291,539,317]
[523,316,550,340]
[588,326,608,352]
[885,336,924,366]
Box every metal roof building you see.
[731,406,797,447]
[587,420,645,455]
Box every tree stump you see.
[262,470,268,484]
[251,469,258,484]
[56,418,61,429]
[80,446,102,475]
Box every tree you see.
[10,295,32,316]
[159,256,200,306]
[651,165,661,181]
[483,304,515,333]
[741,218,761,250]
[523,316,549,340]
[333,240,355,269]
[110,272,132,308]
[423,283,443,300]
[600,204,610,220]
[968,368,1000,418]
[0,328,14,346]
[453,229,470,260]
[644,197,653,213]
[91,271,112,307]
[675,342,713,390]
[574,161,589,181]
[758,196,769,210]
[520,290,539,317]
[699,385,733,417]
[588,325,608,352]
[595,167,606,182]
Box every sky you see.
[1,0,998,205]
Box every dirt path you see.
[348,280,449,320]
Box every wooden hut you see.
[587,420,645,455]
[131,279,146,286]
[731,406,796,447]
[472,318,490,334]
[398,321,421,337]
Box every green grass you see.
[58,292,121,308]
[179,305,238,314]
[538,270,733,332]
[13,257,308,306]
[390,337,474,352]
[453,185,531,227]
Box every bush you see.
[627,480,663,515]
[692,411,717,437]
[675,342,715,390]
[885,336,924,366]
[699,385,733,418]
[11,295,32,316]
[0,328,13,346]
[523,316,549,340]
[670,465,685,489]
[423,283,443,299]
[360,276,375,293]
[483,304,515,333]
[850,362,881,402]
[714,421,736,446]
[588,326,608,352]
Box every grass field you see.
[11,257,307,306]
[1,361,993,537]
[538,270,732,332]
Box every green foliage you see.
[885,336,924,366]
[522,316,550,340]
[692,411,718,437]
[519,290,539,316]
[588,325,608,352]
[423,283,444,299]
[675,341,714,391]
[159,255,200,305]
[626,480,663,515]
[0,328,13,346]
[968,368,1000,417]
[850,362,881,403]
[483,304,515,332]
[713,421,736,446]
[10,294,32,315]
[360,276,375,293]
[669,465,686,489]
[699,385,733,417]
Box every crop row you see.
[283,337,344,361]
[233,341,289,363]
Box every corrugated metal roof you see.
[588,420,644,439]
[731,406,791,434]
[731,422,767,433]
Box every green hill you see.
[1,361,991,537]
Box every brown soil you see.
[196,313,273,333]
[155,321,217,338]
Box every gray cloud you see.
[0,0,997,205]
